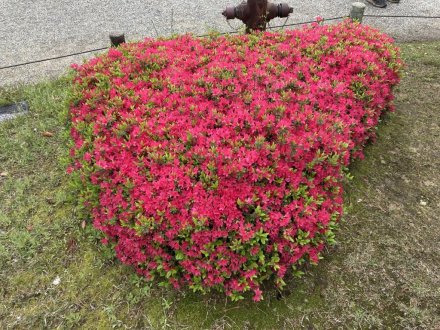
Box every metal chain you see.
[277,16,290,31]
[226,19,242,32]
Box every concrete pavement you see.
[0,0,439,87]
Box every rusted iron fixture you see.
[222,0,293,33]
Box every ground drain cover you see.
[0,101,29,122]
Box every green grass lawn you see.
[1,41,439,329]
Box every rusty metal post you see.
[247,0,268,32]
[222,0,293,33]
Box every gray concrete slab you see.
[0,101,29,122]
[0,0,439,87]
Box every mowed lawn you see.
[0,41,439,329]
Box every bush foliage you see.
[69,21,402,301]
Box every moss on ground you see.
[0,41,439,329]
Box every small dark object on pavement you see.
[109,33,126,47]
[366,0,387,8]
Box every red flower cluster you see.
[69,21,402,301]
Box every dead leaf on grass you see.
[42,131,54,137]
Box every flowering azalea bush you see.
[69,21,402,301]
